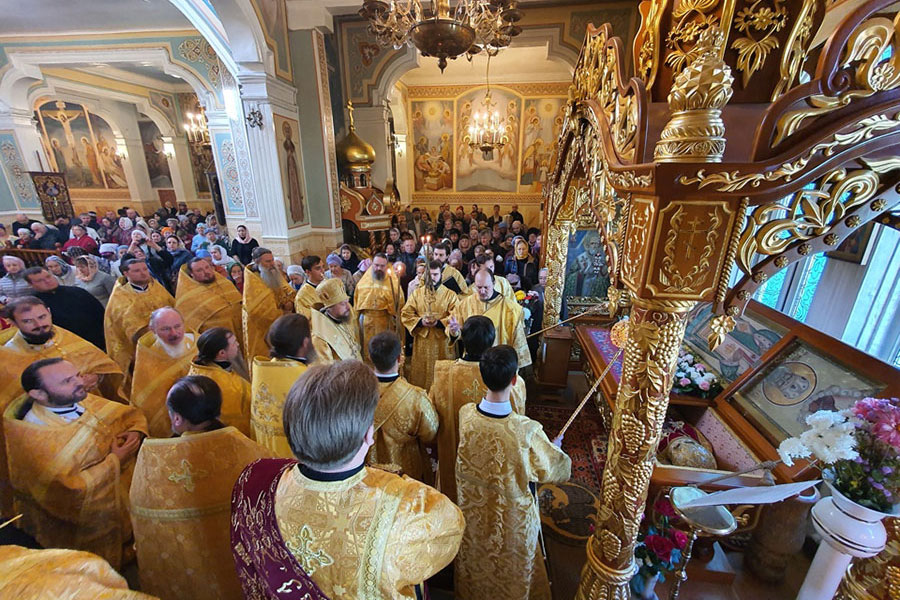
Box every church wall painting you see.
[520,97,566,193]
[411,100,454,192]
[139,119,173,189]
[455,87,520,193]
[176,93,211,196]
[273,113,308,226]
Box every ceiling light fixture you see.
[463,54,509,160]
[359,0,523,72]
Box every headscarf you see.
[195,249,212,259]
[286,265,304,277]
[45,255,76,285]
[209,244,230,266]
[75,255,99,282]
[325,253,342,267]
[118,217,133,230]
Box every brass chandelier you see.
[359,0,523,72]
[463,55,509,160]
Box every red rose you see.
[654,498,676,518]
[672,529,688,550]
[644,534,675,562]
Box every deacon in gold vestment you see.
[4,360,148,569]
[449,268,532,368]
[130,307,196,437]
[400,261,458,389]
[242,247,295,364]
[231,361,463,599]
[131,375,271,600]
[353,253,405,362]
[0,546,156,600]
[250,314,314,457]
[187,328,252,436]
[455,346,571,600]
[293,254,326,318]
[0,298,127,514]
[104,258,175,381]
[174,259,243,344]
[310,277,362,362]
[431,242,468,295]
[430,316,527,503]
[366,332,439,482]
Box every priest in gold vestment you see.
[105,258,175,381]
[130,307,196,437]
[3,358,148,569]
[242,247,295,364]
[400,260,458,389]
[310,277,362,362]
[430,316,527,503]
[432,241,468,295]
[354,253,405,362]
[455,346,571,600]
[474,253,515,299]
[174,258,243,344]
[0,546,155,600]
[187,327,251,436]
[293,254,325,318]
[0,297,126,514]
[230,360,463,599]
[131,375,270,600]
[366,332,438,482]
[251,313,314,457]
[449,268,532,368]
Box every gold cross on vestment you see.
[463,378,483,402]
[168,459,208,493]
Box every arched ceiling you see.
[0,0,194,36]
[399,45,573,87]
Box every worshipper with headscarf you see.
[208,244,231,277]
[503,235,538,291]
[164,235,193,289]
[339,243,360,273]
[286,265,305,291]
[0,255,33,303]
[326,253,355,297]
[73,254,116,307]
[227,261,244,293]
[30,223,61,250]
[230,224,259,265]
[191,223,208,252]
[44,256,77,286]
[114,217,135,246]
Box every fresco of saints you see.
[82,136,102,186]
[282,121,305,223]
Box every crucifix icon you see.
[681,217,714,260]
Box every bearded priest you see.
[400,260,457,389]
[448,268,531,369]
[242,247,295,364]
[353,253,405,363]
[175,257,243,344]
[131,307,197,437]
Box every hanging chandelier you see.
[463,55,509,160]
[359,0,523,72]
[183,108,209,147]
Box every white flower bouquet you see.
[671,349,723,399]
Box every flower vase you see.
[797,482,892,600]
[629,571,659,600]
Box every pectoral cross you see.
[681,217,714,260]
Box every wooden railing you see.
[0,248,63,267]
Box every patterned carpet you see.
[527,403,609,494]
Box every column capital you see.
[236,72,297,115]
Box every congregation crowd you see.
[0,199,569,600]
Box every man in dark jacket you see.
[23,266,106,350]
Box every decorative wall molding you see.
[406,81,570,99]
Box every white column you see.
[103,101,155,207]
[0,108,48,171]
[392,133,410,204]
[352,104,392,190]
[163,135,197,204]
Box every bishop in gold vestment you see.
[104,261,175,379]
[131,426,270,600]
[455,401,571,600]
[310,278,362,363]
[175,261,243,344]
[450,269,531,368]
[0,546,155,600]
[354,256,405,362]
[400,263,458,389]
[131,327,196,438]
[4,392,148,569]
[251,356,307,457]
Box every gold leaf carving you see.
[621,414,646,454]
[631,320,660,353]
[708,314,736,350]
[731,0,789,88]
[600,530,622,562]
[658,205,722,294]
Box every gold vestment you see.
[186,361,252,437]
[353,269,405,362]
[130,331,197,437]
[366,376,439,482]
[309,308,362,363]
[242,266,292,365]
[441,264,469,295]
[430,358,527,503]
[455,403,572,600]
[130,426,270,600]
[450,291,532,368]
[104,277,175,380]
[3,393,149,569]
[274,465,464,599]
[0,546,156,600]
[494,274,516,300]
[175,265,243,345]
[293,281,322,319]
[250,357,307,457]
[400,284,457,389]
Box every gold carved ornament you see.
[658,205,723,294]
[774,13,900,144]
[731,0,789,88]
[665,0,726,73]
[635,0,666,89]
[679,111,900,191]
[771,0,818,101]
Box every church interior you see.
[0,0,900,598]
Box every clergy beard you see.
[158,337,188,358]
[327,309,351,323]
[373,269,385,281]
[21,327,54,345]
[259,266,284,291]
[44,385,86,407]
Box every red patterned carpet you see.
[527,403,609,494]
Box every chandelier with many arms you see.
[359,0,523,72]
[463,55,509,160]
